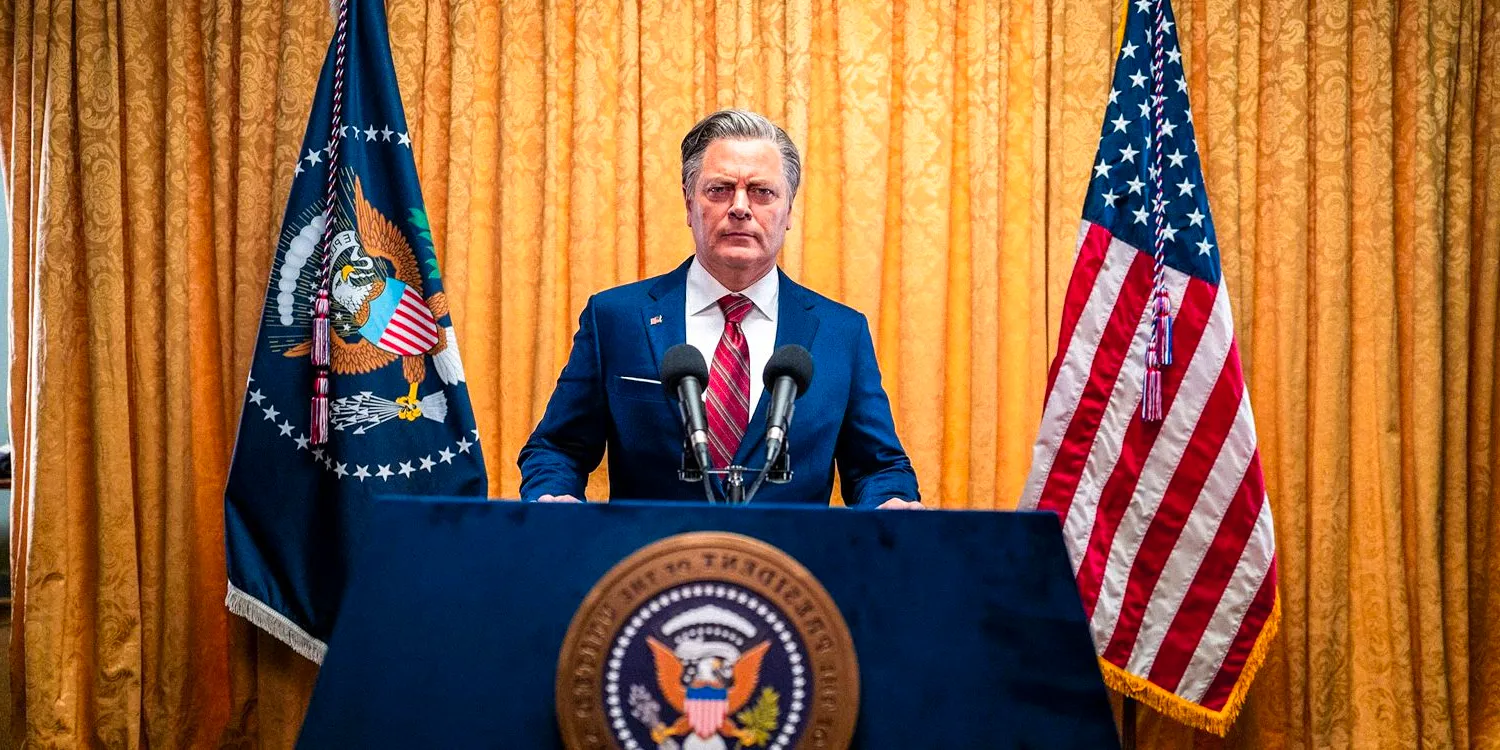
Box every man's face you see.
[685,138,792,286]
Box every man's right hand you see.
[537,494,582,503]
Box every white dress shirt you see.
[685,257,779,412]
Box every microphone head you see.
[763,345,814,397]
[661,343,710,394]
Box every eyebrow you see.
[702,177,777,188]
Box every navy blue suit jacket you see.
[518,258,919,506]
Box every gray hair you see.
[680,109,802,199]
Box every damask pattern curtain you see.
[2,0,1496,747]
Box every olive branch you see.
[734,687,780,747]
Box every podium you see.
[298,499,1119,748]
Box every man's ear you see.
[683,186,693,226]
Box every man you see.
[519,110,921,509]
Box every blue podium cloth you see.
[299,499,1119,749]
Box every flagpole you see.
[1122,696,1138,750]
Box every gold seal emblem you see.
[557,532,859,750]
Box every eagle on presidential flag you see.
[281,176,465,424]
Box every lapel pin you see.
[650,315,663,326]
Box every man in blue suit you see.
[519,110,921,508]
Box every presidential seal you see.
[557,533,859,750]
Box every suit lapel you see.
[642,259,692,378]
[733,270,820,468]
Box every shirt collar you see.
[685,256,780,322]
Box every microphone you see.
[661,344,713,474]
[761,345,814,466]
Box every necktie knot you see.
[718,294,753,325]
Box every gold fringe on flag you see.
[1099,595,1281,737]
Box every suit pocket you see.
[607,375,667,402]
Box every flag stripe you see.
[1048,222,1114,394]
[381,327,428,355]
[1146,445,1268,690]
[1061,264,1191,570]
[400,287,435,320]
[390,305,439,340]
[380,327,424,353]
[1035,245,1156,523]
[1177,485,1276,701]
[1073,275,1216,619]
[1100,337,1245,661]
[389,308,437,341]
[1198,557,1278,710]
[385,315,436,348]
[1125,390,1258,675]
[396,301,437,331]
[396,289,437,319]
[1019,231,1140,511]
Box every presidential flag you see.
[224,0,486,662]
[1019,0,1278,734]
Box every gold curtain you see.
[3,0,1496,747]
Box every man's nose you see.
[729,188,752,219]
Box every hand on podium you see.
[538,494,581,503]
[877,498,925,510]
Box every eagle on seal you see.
[646,637,772,749]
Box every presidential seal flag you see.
[224,0,486,663]
[1019,0,1278,735]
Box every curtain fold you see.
[2,0,1495,746]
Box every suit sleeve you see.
[835,315,920,507]
[518,299,607,502]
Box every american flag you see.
[1019,0,1279,735]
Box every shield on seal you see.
[684,686,729,738]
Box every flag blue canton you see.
[1083,0,1222,285]
[224,0,486,662]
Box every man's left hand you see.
[877,498,925,510]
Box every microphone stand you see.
[725,465,748,505]
[678,454,792,506]
[743,442,792,504]
[677,443,719,504]
[675,387,796,505]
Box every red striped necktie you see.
[705,294,754,469]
